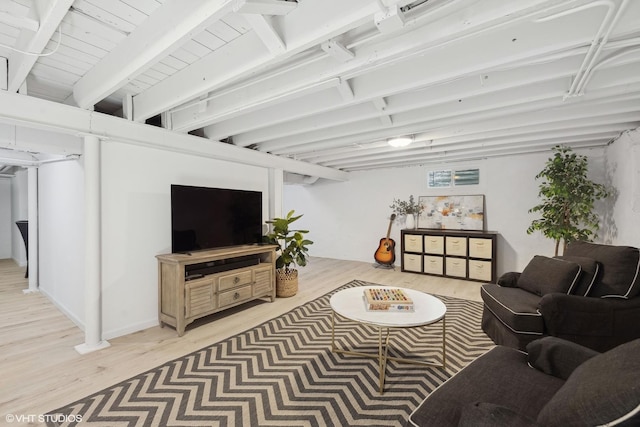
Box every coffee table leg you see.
[331,311,336,352]
[378,327,391,394]
[442,316,446,368]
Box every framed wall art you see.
[418,194,485,230]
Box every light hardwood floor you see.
[0,257,483,426]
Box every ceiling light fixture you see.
[387,136,413,147]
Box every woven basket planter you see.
[276,269,298,298]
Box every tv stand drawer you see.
[219,270,252,291]
[219,285,253,307]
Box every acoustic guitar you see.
[374,214,396,265]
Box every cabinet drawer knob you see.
[234,292,240,300]
[234,277,240,284]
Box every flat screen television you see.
[171,184,263,253]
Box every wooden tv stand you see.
[156,244,277,336]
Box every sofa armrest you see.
[497,272,521,287]
[526,337,598,380]
[538,293,640,351]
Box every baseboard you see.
[39,287,85,331]
[103,319,159,341]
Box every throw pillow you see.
[565,241,640,298]
[517,256,581,296]
[537,338,640,426]
[554,255,599,296]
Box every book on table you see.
[363,288,414,311]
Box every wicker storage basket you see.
[276,269,298,297]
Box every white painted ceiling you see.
[0,0,639,172]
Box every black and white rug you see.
[47,280,494,427]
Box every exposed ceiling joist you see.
[0,10,38,31]
[72,0,238,110]
[321,40,355,62]
[233,0,299,16]
[171,0,590,133]
[8,0,74,93]
[244,14,286,54]
[135,0,407,124]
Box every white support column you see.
[268,168,284,222]
[23,167,39,293]
[75,135,110,354]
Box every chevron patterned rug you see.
[47,280,493,427]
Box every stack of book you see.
[363,288,414,312]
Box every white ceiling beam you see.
[295,116,639,162]
[7,0,75,93]
[266,89,640,156]
[419,114,640,147]
[309,127,624,165]
[237,74,569,148]
[0,58,6,91]
[0,11,39,31]
[0,91,349,182]
[379,115,393,126]
[203,52,591,143]
[173,0,605,132]
[136,0,397,123]
[374,4,405,34]
[0,122,82,156]
[372,98,387,111]
[339,139,609,171]
[244,14,286,55]
[255,57,640,152]
[321,40,355,62]
[233,0,298,16]
[329,136,611,170]
[258,78,572,151]
[336,79,354,101]
[72,0,238,110]
[326,135,612,169]
[202,89,345,140]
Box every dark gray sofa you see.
[481,241,640,352]
[408,337,640,426]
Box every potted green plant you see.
[390,195,423,228]
[527,145,609,255]
[263,210,313,297]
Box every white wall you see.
[11,168,27,265]
[605,128,640,246]
[284,147,609,275]
[38,160,86,326]
[0,177,11,259]
[100,140,272,339]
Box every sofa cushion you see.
[517,256,581,296]
[481,284,544,335]
[565,241,640,298]
[554,255,599,297]
[458,402,539,427]
[537,338,640,426]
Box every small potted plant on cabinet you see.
[390,195,423,229]
[264,210,313,297]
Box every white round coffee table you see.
[330,285,447,394]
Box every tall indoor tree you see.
[527,145,609,256]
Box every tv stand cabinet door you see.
[185,278,217,319]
